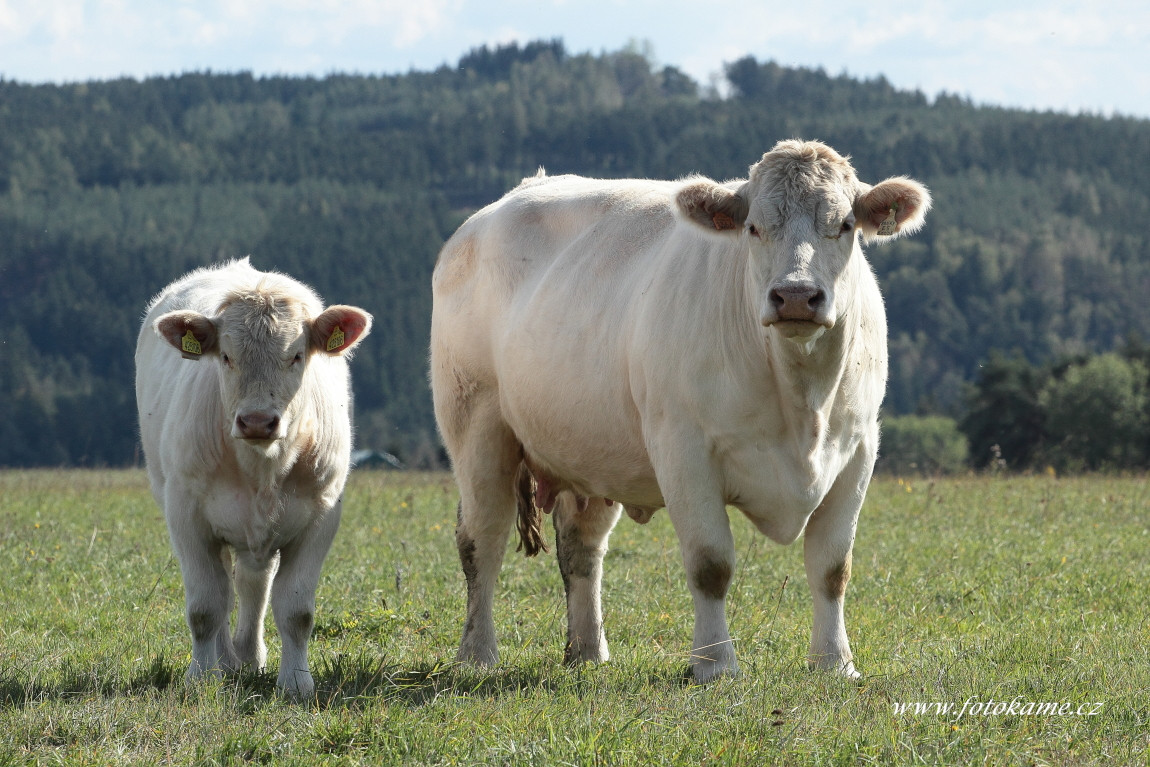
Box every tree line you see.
[1,40,1149,470]
[878,341,1150,475]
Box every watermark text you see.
[894,696,1102,720]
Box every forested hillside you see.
[2,40,1149,467]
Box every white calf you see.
[136,258,371,698]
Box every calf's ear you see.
[676,180,750,234]
[854,177,932,240]
[310,305,373,356]
[155,311,218,360]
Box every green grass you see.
[0,470,1147,765]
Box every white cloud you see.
[0,0,1147,116]
[199,0,460,49]
[0,1,51,42]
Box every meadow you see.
[0,469,1146,765]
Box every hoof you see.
[808,657,861,680]
[276,669,315,702]
[690,657,739,684]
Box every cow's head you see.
[676,139,930,348]
[154,280,371,444]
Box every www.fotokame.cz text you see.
[893,696,1103,720]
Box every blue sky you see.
[3,0,1148,118]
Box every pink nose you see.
[235,411,281,440]
[769,284,826,322]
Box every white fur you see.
[135,258,370,699]
[431,140,930,682]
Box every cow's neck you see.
[748,254,865,421]
[765,321,851,412]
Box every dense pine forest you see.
[2,40,1149,470]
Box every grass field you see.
[0,469,1147,765]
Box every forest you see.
[1,40,1148,470]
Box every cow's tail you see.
[514,462,549,557]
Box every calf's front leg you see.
[173,532,239,679]
[232,550,278,670]
[270,502,341,700]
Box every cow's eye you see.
[292,352,303,365]
[840,219,854,234]
[747,224,761,239]
[221,353,232,367]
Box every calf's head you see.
[677,139,930,345]
[154,281,371,443]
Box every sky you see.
[2,0,1149,119]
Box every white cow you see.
[430,140,930,681]
[135,258,371,699]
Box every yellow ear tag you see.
[180,329,202,356]
[877,203,899,236]
[326,325,345,352]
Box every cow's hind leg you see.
[553,495,621,664]
[452,408,522,667]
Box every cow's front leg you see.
[270,502,341,701]
[553,495,622,664]
[661,465,737,682]
[802,454,869,679]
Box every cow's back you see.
[433,174,684,310]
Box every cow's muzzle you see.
[234,410,282,440]
[768,283,827,324]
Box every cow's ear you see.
[155,311,218,360]
[854,177,932,240]
[310,305,373,356]
[676,180,749,234]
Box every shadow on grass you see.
[311,650,692,710]
[0,650,691,711]
[0,652,181,707]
